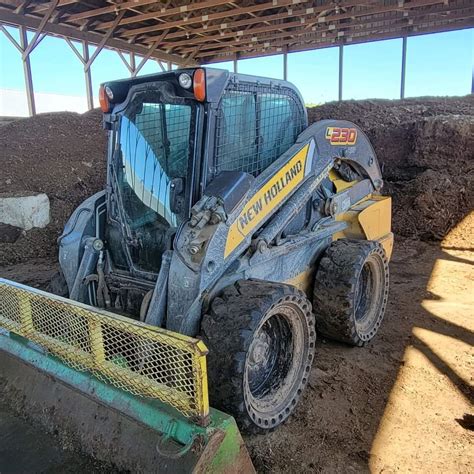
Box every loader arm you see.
[165,120,382,335]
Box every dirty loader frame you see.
[0,67,392,469]
[59,68,391,336]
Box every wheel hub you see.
[247,322,278,395]
[248,334,271,366]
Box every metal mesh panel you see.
[214,82,306,176]
[0,279,209,424]
[120,102,192,226]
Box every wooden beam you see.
[0,23,23,52]
[67,0,231,24]
[30,0,81,14]
[0,7,191,65]
[149,0,447,45]
[202,19,474,63]
[22,0,58,59]
[129,51,135,74]
[182,46,202,67]
[161,17,308,49]
[84,10,125,71]
[117,49,134,73]
[190,4,474,58]
[83,40,93,110]
[338,45,343,101]
[19,25,35,116]
[64,36,84,63]
[14,0,33,15]
[156,59,166,72]
[64,0,159,22]
[400,36,407,99]
[64,35,94,109]
[114,0,315,38]
[132,30,169,77]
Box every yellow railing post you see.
[18,292,33,337]
[195,340,210,425]
[88,318,106,366]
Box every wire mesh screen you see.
[0,279,209,424]
[119,101,192,227]
[115,99,193,272]
[214,82,306,177]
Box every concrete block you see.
[0,193,50,230]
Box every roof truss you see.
[0,0,472,65]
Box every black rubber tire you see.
[48,270,69,298]
[201,280,316,433]
[313,239,389,347]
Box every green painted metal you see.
[0,329,255,472]
[1,332,221,446]
[207,416,248,473]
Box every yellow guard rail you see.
[0,278,209,424]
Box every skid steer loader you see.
[55,67,392,432]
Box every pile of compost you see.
[0,109,107,266]
[1,96,472,267]
[307,96,474,245]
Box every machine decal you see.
[326,127,357,145]
[224,143,312,257]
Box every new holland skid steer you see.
[0,67,392,470]
[56,67,392,431]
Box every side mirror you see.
[170,177,184,215]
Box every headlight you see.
[178,73,192,89]
[104,86,114,100]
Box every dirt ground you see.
[245,234,474,473]
[0,110,107,265]
[1,235,472,472]
[1,96,472,266]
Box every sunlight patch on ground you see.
[370,252,474,473]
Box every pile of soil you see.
[1,96,472,267]
[0,110,107,266]
[307,96,474,244]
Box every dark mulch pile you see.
[0,109,107,266]
[1,96,473,267]
[308,96,474,243]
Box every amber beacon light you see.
[99,85,111,113]
[193,69,206,102]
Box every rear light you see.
[193,68,206,102]
[99,85,110,113]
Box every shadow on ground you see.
[245,231,473,473]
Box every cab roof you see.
[102,67,305,106]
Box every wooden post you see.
[83,40,94,109]
[130,52,136,76]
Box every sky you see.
[0,26,472,115]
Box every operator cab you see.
[98,68,307,281]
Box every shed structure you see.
[1,0,473,114]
